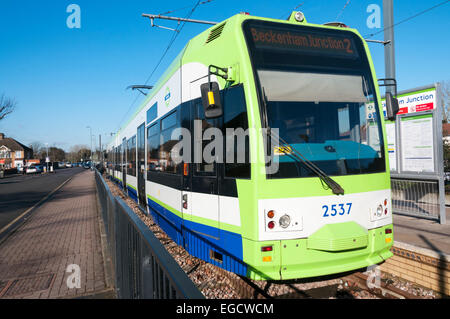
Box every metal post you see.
[45,143,49,173]
[100,134,102,167]
[383,0,396,95]
[435,82,447,224]
[142,13,218,26]
[87,126,92,161]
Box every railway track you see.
[222,270,421,299]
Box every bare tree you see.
[0,94,16,121]
[440,80,450,123]
[67,144,90,162]
[29,142,45,159]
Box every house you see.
[0,133,33,169]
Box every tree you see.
[48,147,66,162]
[0,94,16,121]
[441,80,450,123]
[78,148,92,162]
[444,140,450,172]
[29,142,45,159]
[66,144,90,162]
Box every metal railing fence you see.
[391,178,444,222]
[95,170,204,299]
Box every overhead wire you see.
[278,2,306,20]
[159,0,215,15]
[335,0,351,21]
[115,0,210,132]
[365,0,450,38]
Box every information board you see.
[400,114,434,173]
[385,121,397,171]
[382,86,439,174]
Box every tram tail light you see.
[182,194,188,209]
[261,246,273,252]
[268,221,275,229]
[385,228,392,234]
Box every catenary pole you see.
[383,0,396,94]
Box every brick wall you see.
[379,244,450,296]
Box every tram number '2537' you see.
[322,203,352,217]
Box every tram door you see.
[185,99,220,238]
[137,123,146,208]
[122,137,127,194]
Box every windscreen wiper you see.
[261,86,344,195]
[269,129,345,195]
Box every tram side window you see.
[117,147,121,171]
[122,142,127,172]
[125,145,128,173]
[118,145,122,171]
[223,85,250,179]
[158,111,179,174]
[195,101,217,175]
[114,147,118,170]
[127,136,137,177]
[147,123,160,176]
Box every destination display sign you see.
[248,25,359,59]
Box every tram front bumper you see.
[245,224,393,280]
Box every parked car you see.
[26,164,42,174]
[83,161,91,169]
[66,162,73,168]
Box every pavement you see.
[0,169,114,299]
[393,207,450,257]
[0,168,83,231]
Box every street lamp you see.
[45,143,49,173]
[86,126,92,161]
[100,132,114,168]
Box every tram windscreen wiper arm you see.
[261,87,344,195]
[269,129,345,195]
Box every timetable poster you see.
[385,121,397,171]
[400,114,434,173]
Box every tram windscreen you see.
[243,20,386,178]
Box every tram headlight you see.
[294,11,305,22]
[376,205,383,217]
[279,214,291,228]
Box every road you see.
[0,167,85,231]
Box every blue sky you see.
[0,0,449,151]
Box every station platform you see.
[393,208,450,257]
[380,208,450,296]
[0,170,114,299]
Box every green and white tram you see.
[107,11,396,280]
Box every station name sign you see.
[249,26,359,59]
